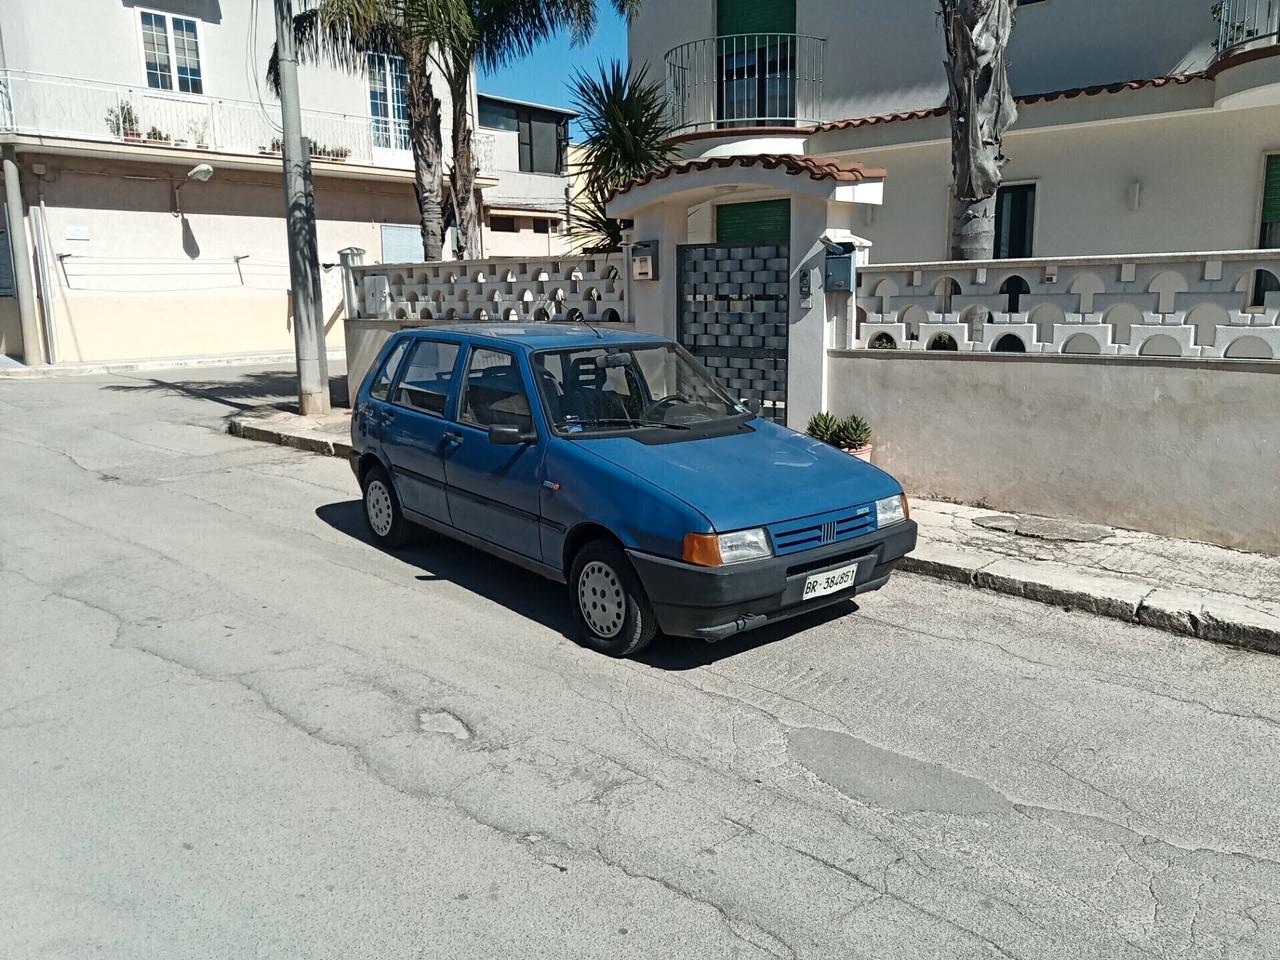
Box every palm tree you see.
[403,0,641,259]
[268,0,472,261]
[941,0,1018,260]
[567,61,679,253]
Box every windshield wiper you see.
[563,417,691,431]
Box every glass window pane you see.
[172,18,203,94]
[478,101,519,131]
[141,12,173,90]
[394,339,459,415]
[370,340,408,401]
[389,57,410,149]
[460,348,532,432]
[367,54,391,148]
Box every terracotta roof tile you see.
[813,73,1206,133]
[607,154,887,202]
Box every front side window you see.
[140,12,203,94]
[368,54,410,150]
[460,348,533,433]
[534,344,743,436]
[393,339,459,415]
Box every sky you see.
[476,10,629,135]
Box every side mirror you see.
[488,423,536,445]
[741,398,762,415]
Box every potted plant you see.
[806,411,874,462]
[145,125,171,145]
[105,101,141,141]
[186,118,210,150]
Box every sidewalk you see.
[228,408,1280,655]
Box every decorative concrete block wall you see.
[853,251,1280,360]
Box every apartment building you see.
[0,2,572,365]
[626,0,1280,265]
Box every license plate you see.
[802,562,858,601]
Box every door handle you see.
[444,430,464,445]
[377,409,396,423]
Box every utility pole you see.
[273,0,329,415]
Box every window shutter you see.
[1263,155,1280,225]
[716,0,795,34]
[715,199,791,245]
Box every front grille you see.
[768,503,875,557]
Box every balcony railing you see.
[663,33,825,134]
[0,69,494,175]
[1216,0,1280,57]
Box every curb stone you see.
[226,413,1280,657]
[0,349,346,380]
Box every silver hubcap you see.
[578,560,625,638]
[365,480,394,537]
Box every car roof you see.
[400,323,670,351]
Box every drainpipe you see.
[337,246,365,320]
[2,145,42,364]
[34,194,59,363]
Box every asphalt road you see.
[3,364,1279,960]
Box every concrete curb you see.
[900,549,1280,656]
[0,349,346,380]
[226,412,1280,657]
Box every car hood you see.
[574,419,902,531]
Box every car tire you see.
[361,464,412,549]
[569,540,658,658]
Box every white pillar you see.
[786,193,832,427]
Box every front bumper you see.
[627,520,917,641]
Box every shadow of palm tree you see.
[315,498,859,670]
[101,370,349,417]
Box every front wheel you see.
[361,464,412,549]
[569,540,658,658]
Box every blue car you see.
[350,324,916,657]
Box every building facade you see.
[0,2,572,365]
[627,0,1280,264]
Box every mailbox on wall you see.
[630,240,659,281]
[824,249,854,292]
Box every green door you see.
[715,199,791,246]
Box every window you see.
[994,184,1036,259]
[368,54,410,150]
[532,218,550,234]
[393,340,459,415]
[489,215,517,232]
[140,12,203,94]
[715,199,790,245]
[715,0,797,125]
[478,97,567,174]
[1255,154,1280,307]
[370,340,409,401]
[460,348,533,433]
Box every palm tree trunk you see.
[404,48,446,261]
[943,0,1017,260]
[447,52,482,260]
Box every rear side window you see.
[460,347,533,433]
[369,340,408,401]
[394,339,460,415]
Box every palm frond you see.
[266,0,404,96]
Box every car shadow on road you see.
[317,498,858,669]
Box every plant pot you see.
[196,143,209,150]
[123,130,141,141]
[843,445,873,463]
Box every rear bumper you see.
[627,520,917,641]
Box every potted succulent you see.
[105,101,141,141]
[806,411,874,462]
[145,125,172,145]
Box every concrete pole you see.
[2,147,44,366]
[273,0,329,415]
[337,246,365,321]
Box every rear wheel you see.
[569,540,658,658]
[361,464,411,549]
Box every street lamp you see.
[172,163,214,217]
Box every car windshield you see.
[533,343,746,435]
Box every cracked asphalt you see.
[3,364,1280,960]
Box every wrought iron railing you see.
[663,33,825,134]
[1215,0,1280,56]
[0,69,494,175]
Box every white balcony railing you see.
[0,69,494,175]
[664,33,825,134]
[1216,0,1280,57]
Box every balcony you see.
[1215,0,1280,58]
[663,33,825,135]
[0,69,494,175]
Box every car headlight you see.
[875,494,909,528]
[683,527,773,566]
